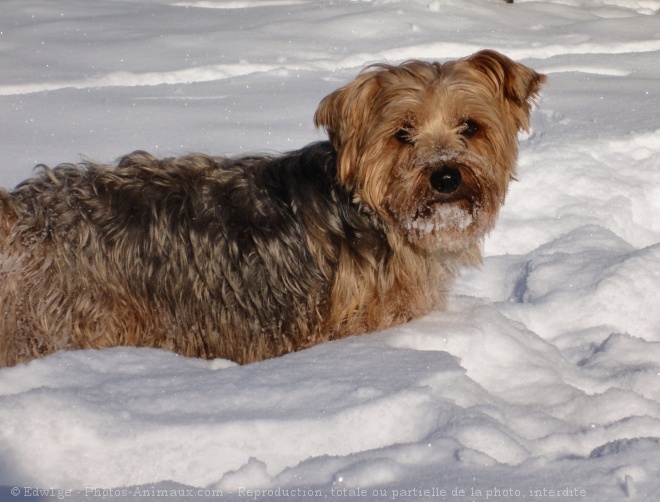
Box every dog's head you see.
[315,50,545,255]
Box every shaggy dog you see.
[0,50,545,367]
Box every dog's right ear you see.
[314,71,381,150]
[314,70,382,185]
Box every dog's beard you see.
[403,199,484,253]
[406,202,475,234]
[382,149,498,253]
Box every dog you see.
[0,50,545,367]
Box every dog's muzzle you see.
[430,166,462,194]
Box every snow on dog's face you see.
[315,50,545,255]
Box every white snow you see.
[1,0,660,500]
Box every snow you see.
[1,0,660,500]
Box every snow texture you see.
[1,0,660,500]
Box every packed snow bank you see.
[2,302,660,500]
[1,0,660,500]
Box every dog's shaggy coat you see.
[0,50,545,367]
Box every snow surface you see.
[1,0,660,500]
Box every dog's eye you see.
[459,120,480,138]
[394,127,415,145]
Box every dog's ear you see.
[314,70,381,150]
[466,50,546,131]
[314,70,382,185]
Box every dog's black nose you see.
[430,166,462,194]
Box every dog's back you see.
[0,144,352,366]
[0,189,18,239]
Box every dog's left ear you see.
[466,50,546,131]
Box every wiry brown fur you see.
[0,50,545,367]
